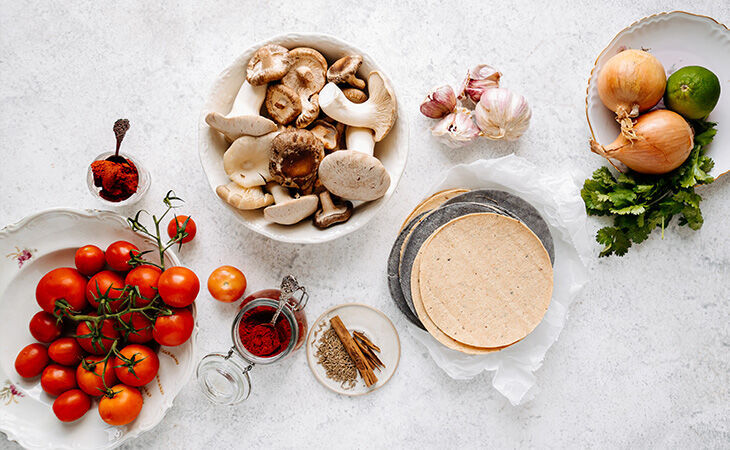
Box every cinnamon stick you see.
[330,316,377,387]
[354,338,383,371]
[353,331,381,353]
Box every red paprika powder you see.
[91,159,139,202]
[238,306,292,357]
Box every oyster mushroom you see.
[342,88,368,104]
[205,81,277,141]
[327,55,366,89]
[223,131,279,188]
[246,44,291,86]
[265,84,302,125]
[317,127,390,201]
[282,48,327,128]
[269,129,324,194]
[309,120,340,150]
[319,71,396,142]
[313,191,353,228]
[263,183,319,225]
[216,182,274,210]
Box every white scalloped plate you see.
[0,209,198,450]
[586,11,730,177]
[198,32,409,244]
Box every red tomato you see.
[167,215,196,243]
[118,311,154,344]
[124,265,161,306]
[105,241,139,272]
[98,384,143,426]
[74,245,106,276]
[113,344,159,387]
[76,318,120,355]
[36,268,88,315]
[15,343,50,378]
[207,265,247,303]
[158,267,199,307]
[86,271,127,311]
[41,364,77,396]
[153,308,194,347]
[52,389,91,422]
[77,356,117,396]
[29,311,63,343]
[48,337,85,366]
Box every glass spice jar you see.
[197,276,308,405]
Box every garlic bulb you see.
[474,88,531,141]
[420,85,457,118]
[431,107,481,148]
[458,64,501,103]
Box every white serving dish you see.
[0,209,198,449]
[198,33,409,244]
[586,11,730,177]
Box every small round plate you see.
[586,11,730,177]
[306,303,400,396]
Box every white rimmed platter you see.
[306,303,400,396]
[0,209,198,450]
[586,11,730,177]
[198,32,409,244]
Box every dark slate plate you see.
[387,211,428,329]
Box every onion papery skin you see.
[591,109,693,175]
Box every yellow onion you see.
[597,49,666,139]
[590,109,693,175]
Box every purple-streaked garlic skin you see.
[458,64,502,103]
[419,85,457,119]
[430,107,481,148]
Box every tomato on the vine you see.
[158,267,199,308]
[124,265,161,306]
[48,338,85,366]
[86,270,126,312]
[76,318,120,355]
[113,344,159,387]
[98,384,143,426]
[167,215,196,243]
[207,265,247,303]
[153,308,194,347]
[74,245,106,276]
[105,241,139,273]
[36,268,88,315]
[52,389,91,422]
[15,343,49,378]
[77,356,117,396]
[118,311,153,343]
[41,364,77,396]
[29,311,63,343]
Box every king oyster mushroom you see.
[246,44,291,86]
[265,84,302,125]
[205,81,277,141]
[269,129,324,194]
[309,120,340,151]
[282,48,327,129]
[263,183,319,225]
[216,182,274,210]
[327,55,366,89]
[223,130,279,188]
[313,191,353,228]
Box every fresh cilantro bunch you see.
[581,120,717,257]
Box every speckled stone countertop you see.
[1,1,728,448]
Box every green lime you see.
[664,66,721,120]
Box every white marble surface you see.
[1,1,728,448]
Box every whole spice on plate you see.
[90,119,139,202]
[314,325,358,389]
[329,316,377,387]
[238,305,292,357]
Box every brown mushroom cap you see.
[309,119,340,150]
[246,44,291,86]
[327,55,366,89]
[269,129,324,194]
[313,191,353,228]
[265,84,302,125]
[342,88,368,104]
[282,48,327,129]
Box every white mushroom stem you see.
[205,80,277,139]
[345,127,375,156]
[269,183,292,204]
[230,81,267,116]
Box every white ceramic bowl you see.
[198,33,409,244]
[0,209,198,449]
[586,11,730,178]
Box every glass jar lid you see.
[197,350,252,405]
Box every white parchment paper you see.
[409,155,591,405]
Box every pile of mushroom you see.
[206,44,397,228]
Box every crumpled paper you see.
[409,155,591,405]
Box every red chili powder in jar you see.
[90,158,139,202]
[238,306,292,357]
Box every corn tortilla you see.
[399,189,469,232]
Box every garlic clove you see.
[474,88,531,141]
[430,107,481,148]
[420,85,457,119]
[458,64,501,103]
